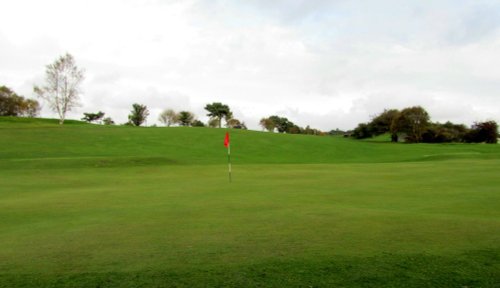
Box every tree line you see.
[118,102,248,129]
[26,53,325,132]
[259,116,324,135]
[2,53,498,143]
[351,106,498,144]
[0,53,334,134]
[0,54,249,129]
[3,53,316,132]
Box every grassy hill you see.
[1,116,499,168]
[1,117,499,287]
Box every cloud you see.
[1,0,499,130]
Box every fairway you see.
[1,118,499,287]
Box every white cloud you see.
[1,0,499,130]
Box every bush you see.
[351,123,373,139]
[422,122,468,143]
[464,121,498,144]
[192,120,205,127]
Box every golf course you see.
[1,116,499,287]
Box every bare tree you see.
[158,109,178,126]
[34,53,84,124]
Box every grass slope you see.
[1,117,499,167]
[1,117,499,287]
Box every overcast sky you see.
[1,0,499,130]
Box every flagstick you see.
[228,143,232,183]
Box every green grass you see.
[1,117,499,287]
[1,117,499,166]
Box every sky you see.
[1,0,499,130]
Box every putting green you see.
[0,117,499,287]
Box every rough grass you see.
[1,117,499,287]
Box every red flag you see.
[224,132,230,148]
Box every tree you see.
[303,125,322,135]
[422,122,468,143]
[82,111,105,123]
[128,103,149,126]
[0,86,40,117]
[0,86,23,116]
[238,122,248,130]
[268,115,294,133]
[260,117,275,132]
[328,128,346,136]
[158,109,178,126]
[464,121,498,144]
[352,123,373,139]
[177,111,194,126]
[392,106,430,143]
[370,109,400,137]
[225,118,247,129]
[22,99,41,117]
[226,118,241,128]
[208,118,219,128]
[34,53,84,124]
[102,117,115,125]
[350,109,400,141]
[192,120,205,127]
[204,102,231,128]
[288,125,302,134]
